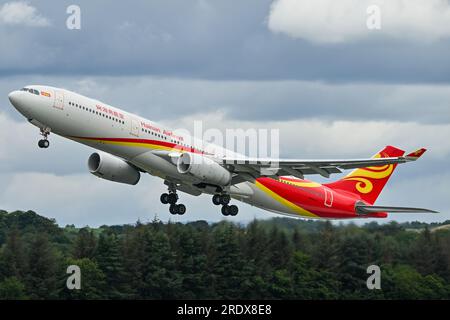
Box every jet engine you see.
[88,152,140,185]
[177,152,231,186]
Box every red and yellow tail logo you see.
[325,146,405,204]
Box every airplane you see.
[7,85,437,219]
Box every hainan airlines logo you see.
[342,152,394,194]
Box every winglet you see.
[406,148,427,160]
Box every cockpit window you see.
[33,89,39,95]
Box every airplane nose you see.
[8,90,20,106]
[8,90,31,117]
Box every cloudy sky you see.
[1,0,450,226]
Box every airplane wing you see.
[356,204,438,214]
[220,148,427,180]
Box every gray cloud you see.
[268,0,450,44]
[0,1,450,83]
[0,1,50,27]
[1,1,449,225]
[1,103,449,226]
[3,75,449,124]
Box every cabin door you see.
[130,118,140,137]
[54,90,64,110]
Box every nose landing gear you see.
[38,139,50,148]
[212,194,239,216]
[38,128,51,149]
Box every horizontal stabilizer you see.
[356,205,438,214]
[405,148,427,160]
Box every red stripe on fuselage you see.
[69,136,207,154]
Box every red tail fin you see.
[325,146,405,204]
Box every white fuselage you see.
[8,85,298,217]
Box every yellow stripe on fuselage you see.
[73,137,174,151]
[255,181,319,218]
[96,140,172,151]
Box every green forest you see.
[0,209,449,300]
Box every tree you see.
[0,228,27,279]
[335,234,372,299]
[121,224,147,298]
[211,223,248,299]
[141,229,181,299]
[411,227,437,275]
[26,233,60,299]
[311,221,339,271]
[383,264,450,299]
[94,231,126,299]
[62,258,106,300]
[241,220,271,299]
[0,209,450,300]
[289,251,338,299]
[0,277,27,300]
[175,226,211,299]
[269,269,293,299]
[267,226,292,270]
[72,228,97,259]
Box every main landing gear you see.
[160,184,186,215]
[212,194,239,216]
[38,128,50,149]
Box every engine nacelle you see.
[88,152,140,185]
[177,153,231,186]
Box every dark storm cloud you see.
[1,76,449,126]
[1,1,449,225]
[1,0,450,83]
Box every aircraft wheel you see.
[229,205,238,216]
[38,139,49,148]
[177,204,186,215]
[169,204,178,215]
[168,193,178,205]
[221,205,230,216]
[212,194,221,205]
[160,193,169,204]
[220,194,230,205]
